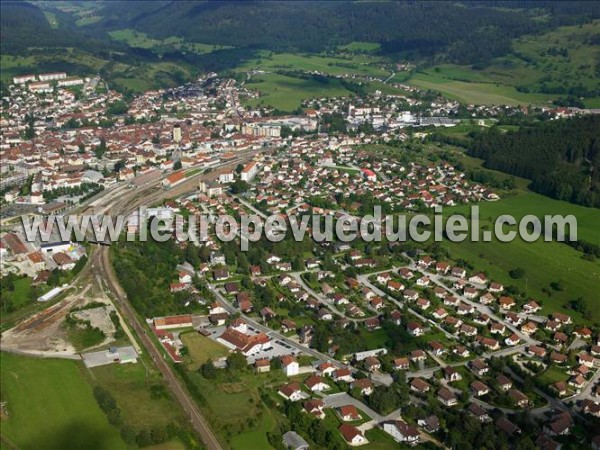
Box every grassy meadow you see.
[406,21,600,107]
[244,72,354,111]
[90,362,188,432]
[407,71,555,106]
[109,29,231,55]
[186,368,282,450]
[0,353,127,450]
[442,170,600,323]
[180,331,229,370]
[237,51,389,78]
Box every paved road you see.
[290,272,349,320]
[356,274,455,341]
[403,255,538,347]
[207,283,346,369]
[78,155,259,450]
[322,392,388,423]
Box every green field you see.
[2,277,35,309]
[407,71,555,106]
[0,277,54,333]
[188,371,280,450]
[238,51,404,111]
[338,41,382,54]
[109,28,232,55]
[536,366,569,386]
[244,72,354,111]
[76,16,103,26]
[43,11,59,29]
[443,191,600,323]
[0,353,127,450]
[90,362,187,432]
[180,331,229,370]
[237,51,389,78]
[407,21,600,106]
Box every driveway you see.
[322,392,385,422]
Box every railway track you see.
[72,152,258,450]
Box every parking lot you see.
[203,324,304,364]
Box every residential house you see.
[351,378,374,396]
[305,375,329,392]
[410,378,431,393]
[470,359,490,376]
[278,382,304,401]
[383,420,420,445]
[254,358,271,373]
[339,424,367,446]
[393,357,410,370]
[471,381,490,397]
[437,387,458,406]
[509,389,530,408]
[338,405,361,421]
[332,368,353,383]
[303,399,326,419]
[407,322,424,337]
[281,355,300,376]
[417,415,440,433]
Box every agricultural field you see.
[178,330,285,450]
[0,353,127,450]
[243,72,353,111]
[186,367,283,450]
[407,21,600,107]
[108,29,231,55]
[0,277,53,333]
[239,51,406,111]
[237,51,390,78]
[406,71,555,106]
[338,41,382,54]
[43,11,59,29]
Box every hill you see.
[470,116,600,208]
[36,1,600,66]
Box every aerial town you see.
[1,60,598,450]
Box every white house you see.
[281,355,300,376]
[383,421,420,445]
[339,424,368,446]
[278,382,304,401]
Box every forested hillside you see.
[0,1,110,53]
[470,116,600,207]
[4,1,600,67]
[93,1,600,65]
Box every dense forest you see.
[470,116,600,207]
[3,1,600,68]
[95,1,600,65]
[0,1,112,54]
